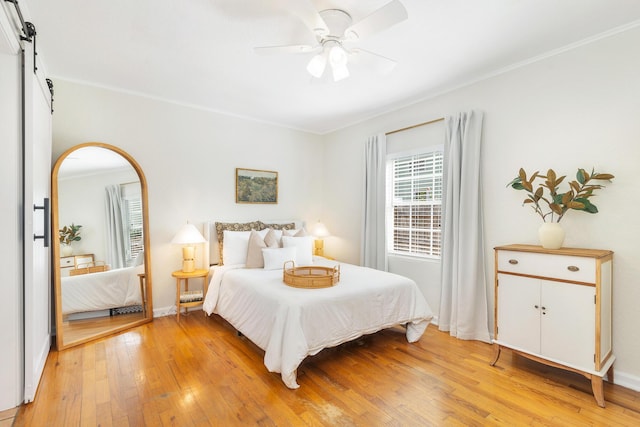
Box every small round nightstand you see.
[171,269,208,322]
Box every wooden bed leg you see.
[490,344,501,366]
[591,375,606,408]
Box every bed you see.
[202,220,434,389]
[61,265,144,315]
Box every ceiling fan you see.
[254,0,408,82]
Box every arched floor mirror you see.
[52,142,153,350]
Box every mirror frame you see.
[52,142,153,350]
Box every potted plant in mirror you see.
[507,168,614,249]
[59,223,82,256]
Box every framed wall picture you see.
[236,168,278,204]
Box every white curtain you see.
[361,133,388,270]
[105,185,127,269]
[439,111,490,342]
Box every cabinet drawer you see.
[497,250,595,283]
[60,257,75,268]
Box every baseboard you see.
[153,305,176,318]
[613,370,640,392]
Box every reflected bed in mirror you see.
[52,142,153,350]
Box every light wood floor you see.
[15,312,640,426]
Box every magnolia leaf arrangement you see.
[508,168,614,223]
[59,223,82,245]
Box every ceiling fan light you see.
[328,45,348,67]
[332,63,349,82]
[306,54,327,78]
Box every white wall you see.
[323,27,640,388]
[52,81,324,315]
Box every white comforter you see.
[203,257,433,388]
[62,266,143,315]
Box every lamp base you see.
[314,239,324,257]
[182,259,195,273]
[182,246,196,272]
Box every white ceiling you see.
[23,0,640,134]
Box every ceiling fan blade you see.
[273,0,329,36]
[350,48,397,75]
[253,44,317,55]
[345,0,408,40]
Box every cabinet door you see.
[540,280,595,371]
[497,273,541,354]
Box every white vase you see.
[538,222,565,249]
[61,244,73,257]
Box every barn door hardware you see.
[33,198,50,247]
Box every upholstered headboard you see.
[204,220,305,266]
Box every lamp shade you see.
[171,223,206,245]
[311,222,330,238]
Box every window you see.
[387,146,443,258]
[121,183,144,266]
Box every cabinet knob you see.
[508,259,519,265]
[567,265,580,272]
[534,305,539,309]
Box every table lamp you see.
[311,221,330,257]
[171,223,206,273]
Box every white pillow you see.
[223,230,251,265]
[281,235,314,265]
[283,228,307,237]
[262,246,297,270]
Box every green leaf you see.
[574,197,599,213]
[507,177,523,189]
[577,169,586,184]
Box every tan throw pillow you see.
[246,230,267,268]
[263,228,280,248]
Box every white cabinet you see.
[492,245,614,407]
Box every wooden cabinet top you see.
[494,244,612,259]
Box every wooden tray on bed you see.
[283,261,340,289]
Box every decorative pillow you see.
[262,246,297,270]
[259,221,295,231]
[245,230,266,268]
[215,221,261,264]
[283,228,308,237]
[282,235,314,265]
[222,230,252,265]
[263,228,280,248]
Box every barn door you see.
[22,33,53,403]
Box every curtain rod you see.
[385,117,445,136]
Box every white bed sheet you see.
[203,257,433,388]
[62,265,143,315]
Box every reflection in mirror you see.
[52,143,152,350]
